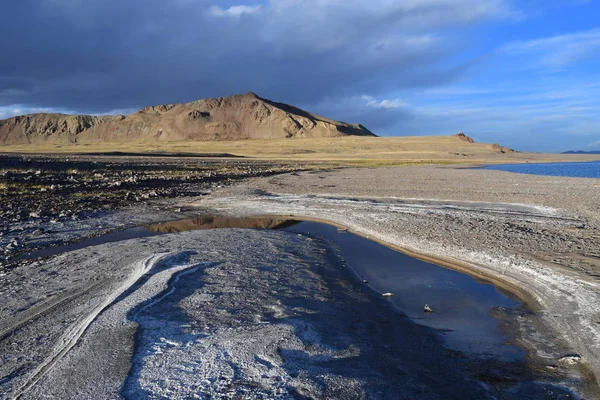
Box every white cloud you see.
[368,99,406,109]
[209,5,261,18]
[502,28,600,68]
[270,0,512,25]
[98,108,138,116]
[588,140,600,149]
[0,105,73,119]
[264,0,512,52]
[359,95,406,109]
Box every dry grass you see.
[1,136,599,166]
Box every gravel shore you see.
[198,165,600,394]
[0,153,310,270]
[4,229,569,399]
[1,164,598,398]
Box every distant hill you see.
[562,150,600,154]
[0,92,376,145]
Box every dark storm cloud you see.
[0,0,510,113]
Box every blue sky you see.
[0,0,599,152]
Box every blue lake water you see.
[285,221,523,360]
[482,161,600,178]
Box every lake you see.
[483,161,600,178]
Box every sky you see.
[0,0,599,152]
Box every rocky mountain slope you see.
[0,93,375,145]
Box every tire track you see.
[0,281,106,343]
[10,252,173,399]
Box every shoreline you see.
[2,161,599,397]
[12,208,590,390]
[262,214,600,393]
[249,213,542,309]
[196,166,600,395]
[6,228,560,399]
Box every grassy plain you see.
[1,136,599,166]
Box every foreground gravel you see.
[1,164,598,398]
[1,229,571,399]
[197,165,600,395]
[0,153,313,270]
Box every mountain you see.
[0,92,375,145]
[562,150,600,155]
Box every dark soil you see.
[0,153,314,266]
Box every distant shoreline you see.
[479,159,600,178]
[2,135,600,167]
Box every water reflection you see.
[146,216,299,233]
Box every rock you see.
[489,143,506,153]
[558,355,581,365]
[187,110,210,121]
[454,132,475,143]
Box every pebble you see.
[558,355,581,365]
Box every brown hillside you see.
[454,132,474,143]
[0,93,375,145]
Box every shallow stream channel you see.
[18,215,585,398]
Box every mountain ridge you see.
[0,92,376,145]
[562,150,600,155]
